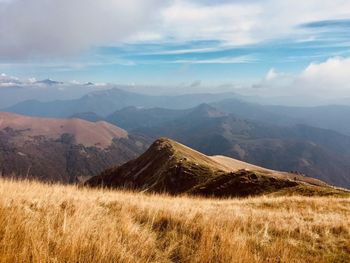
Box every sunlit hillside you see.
[0,179,349,263]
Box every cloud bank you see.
[255,57,350,98]
[0,0,163,59]
[1,0,350,59]
[0,73,20,87]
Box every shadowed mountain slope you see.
[87,138,346,197]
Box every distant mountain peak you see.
[35,79,64,85]
[86,87,132,98]
[189,103,227,118]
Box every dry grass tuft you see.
[0,178,349,263]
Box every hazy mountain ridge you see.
[4,88,239,117]
[4,88,350,136]
[0,80,109,108]
[213,99,350,135]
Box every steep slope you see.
[0,112,150,182]
[86,138,344,197]
[87,137,226,194]
[118,104,350,188]
[70,112,104,122]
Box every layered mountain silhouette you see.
[4,87,350,136]
[87,138,346,197]
[3,88,238,117]
[99,104,350,188]
[0,112,150,182]
[3,89,350,189]
[213,99,350,136]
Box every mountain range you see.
[213,99,350,136]
[3,88,238,117]
[4,87,350,136]
[1,87,350,189]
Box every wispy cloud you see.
[169,55,257,64]
[301,19,350,29]
[139,46,226,56]
[136,0,350,46]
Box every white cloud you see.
[298,57,350,93]
[254,57,350,98]
[28,77,37,83]
[0,72,20,86]
[0,0,164,59]
[265,68,278,81]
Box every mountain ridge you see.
[87,138,346,197]
[3,88,239,117]
[0,112,150,182]
[0,112,128,149]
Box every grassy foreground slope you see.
[0,179,349,263]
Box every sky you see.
[0,0,350,98]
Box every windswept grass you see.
[0,178,349,263]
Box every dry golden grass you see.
[0,178,349,263]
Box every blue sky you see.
[0,0,350,95]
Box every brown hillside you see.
[0,112,150,182]
[0,112,128,148]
